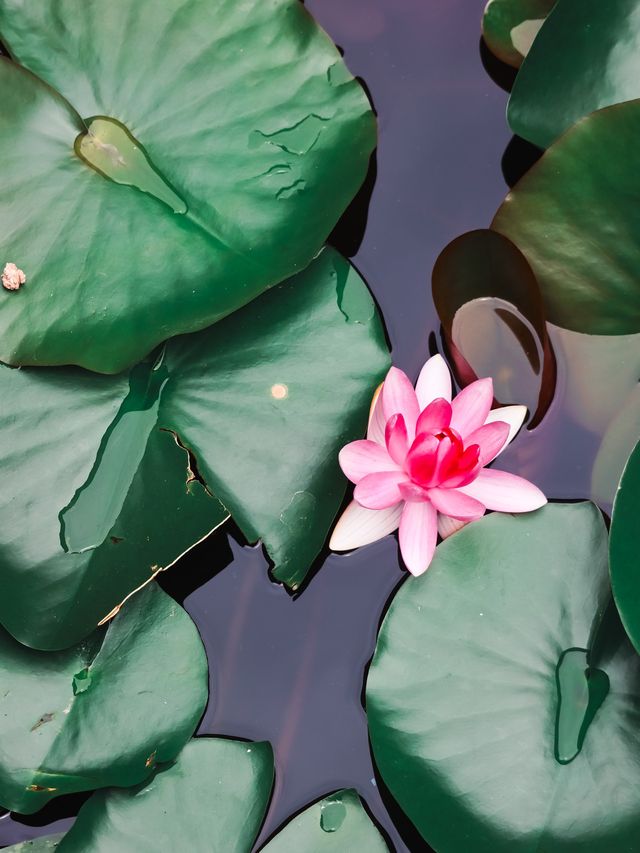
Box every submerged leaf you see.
[0,249,389,649]
[0,585,208,814]
[367,503,640,850]
[0,0,375,372]
[610,441,640,654]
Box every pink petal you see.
[415,354,452,409]
[399,481,430,502]
[416,398,452,435]
[465,421,510,467]
[428,487,486,520]
[406,433,439,486]
[367,384,386,446]
[330,500,403,551]
[484,405,527,452]
[437,444,480,488]
[437,514,468,539]
[399,500,438,576]
[450,378,494,439]
[339,440,398,485]
[382,367,420,438]
[459,468,547,512]
[385,414,409,466]
[354,471,408,510]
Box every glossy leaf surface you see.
[57,738,274,853]
[0,249,389,648]
[262,789,388,852]
[493,100,640,334]
[0,0,375,372]
[367,503,640,851]
[482,0,555,68]
[508,0,640,148]
[432,229,555,427]
[0,585,208,814]
[610,441,640,654]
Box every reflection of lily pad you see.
[0,0,375,372]
[0,585,208,815]
[508,0,640,148]
[0,249,389,650]
[493,100,640,334]
[367,503,640,851]
[482,0,555,68]
[610,441,640,654]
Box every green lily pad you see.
[432,229,555,427]
[482,0,555,68]
[0,584,208,815]
[57,738,274,852]
[492,99,640,334]
[0,248,389,649]
[367,503,640,851]
[262,789,388,852]
[610,441,640,654]
[0,0,375,373]
[3,838,64,852]
[508,0,640,148]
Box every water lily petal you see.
[437,514,468,539]
[416,398,452,435]
[406,433,439,486]
[330,500,403,551]
[465,421,510,467]
[484,405,527,451]
[339,440,397,484]
[399,500,438,576]
[415,354,452,408]
[399,481,430,502]
[355,470,408,510]
[438,443,481,488]
[385,414,410,466]
[450,377,494,438]
[382,367,420,437]
[367,383,386,445]
[459,468,547,512]
[429,487,486,520]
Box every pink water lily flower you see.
[330,354,546,576]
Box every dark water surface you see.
[1,1,622,850]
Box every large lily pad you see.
[57,738,273,852]
[367,503,640,851]
[0,585,208,815]
[0,0,375,373]
[0,249,389,649]
[508,0,640,148]
[610,441,640,654]
[482,0,555,68]
[492,99,640,335]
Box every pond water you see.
[1,0,634,850]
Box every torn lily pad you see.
[0,0,375,372]
[0,585,208,814]
[367,503,640,851]
[0,249,389,649]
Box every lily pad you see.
[0,584,208,815]
[508,0,640,148]
[57,738,274,852]
[0,0,375,373]
[610,441,640,654]
[482,0,555,68]
[262,789,388,852]
[0,249,389,649]
[432,229,555,427]
[367,503,640,851]
[3,838,64,852]
[492,99,640,335]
